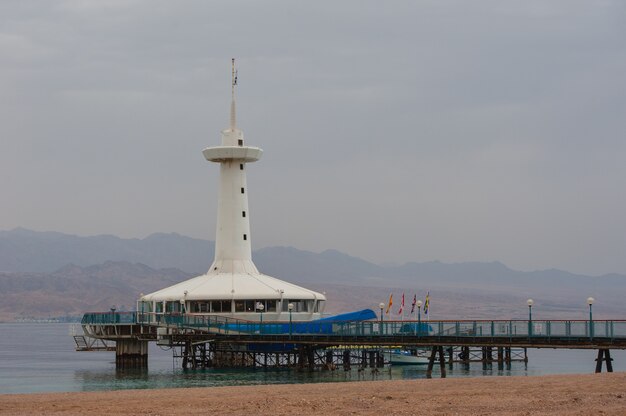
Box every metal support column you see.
[595,349,614,373]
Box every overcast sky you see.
[1,1,625,275]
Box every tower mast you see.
[230,58,237,131]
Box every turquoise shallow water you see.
[0,323,623,394]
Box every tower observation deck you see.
[140,60,326,322]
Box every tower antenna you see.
[230,58,237,131]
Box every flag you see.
[410,294,417,314]
[424,292,430,315]
[398,293,405,315]
[385,293,393,314]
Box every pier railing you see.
[81,312,136,325]
[328,319,626,341]
[147,314,626,341]
[81,312,626,342]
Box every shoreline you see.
[1,372,625,415]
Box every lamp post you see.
[139,294,144,322]
[587,297,594,339]
[288,303,294,339]
[527,299,534,337]
[378,302,385,335]
[257,302,264,327]
[417,300,423,336]
[110,306,116,324]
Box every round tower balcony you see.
[202,146,262,163]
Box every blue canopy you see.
[314,309,377,322]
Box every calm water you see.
[0,323,623,394]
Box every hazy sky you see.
[1,1,625,275]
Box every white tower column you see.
[203,59,262,275]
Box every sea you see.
[0,323,623,395]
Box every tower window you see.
[238,139,243,146]
[240,164,244,170]
[241,187,244,194]
[243,234,247,241]
[242,211,246,217]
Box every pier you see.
[80,312,625,376]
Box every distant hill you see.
[1,228,625,321]
[253,247,626,308]
[2,260,625,322]
[0,228,213,273]
[0,261,192,321]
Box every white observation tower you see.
[140,60,326,321]
[204,58,262,275]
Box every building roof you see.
[141,271,325,302]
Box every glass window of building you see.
[282,300,308,312]
[221,300,232,312]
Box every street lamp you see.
[527,299,534,337]
[139,293,144,323]
[587,297,595,339]
[257,302,265,327]
[417,300,423,336]
[288,303,294,338]
[110,306,116,324]
[379,303,385,323]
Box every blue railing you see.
[81,312,626,341]
[327,319,626,340]
[81,312,136,325]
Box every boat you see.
[385,349,429,365]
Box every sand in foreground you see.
[1,372,625,415]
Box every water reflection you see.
[1,324,625,394]
[72,360,536,392]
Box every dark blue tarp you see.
[314,309,377,322]
[226,309,378,335]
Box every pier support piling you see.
[460,346,470,367]
[115,339,148,369]
[343,349,351,371]
[595,349,614,373]
[426,346,446,378]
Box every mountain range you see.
[1,228,625,321]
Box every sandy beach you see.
[1,372,625,415]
